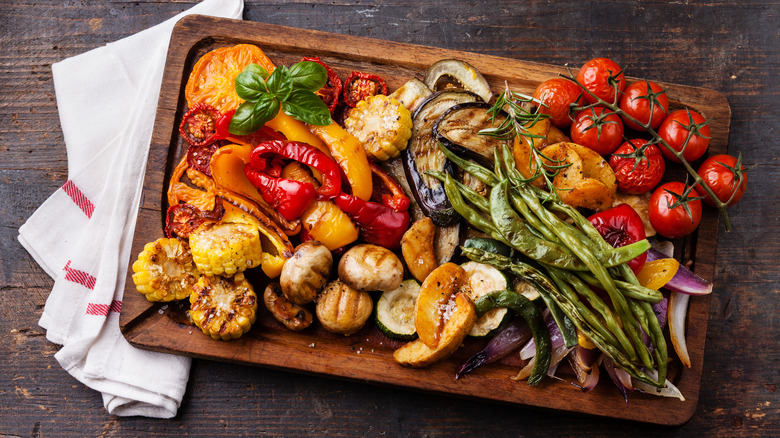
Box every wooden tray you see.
[121,15,729,425]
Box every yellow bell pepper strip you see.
[281,162,359,251]
[210,143,301,234]
[265,112,331,155]
[308,122,373,201]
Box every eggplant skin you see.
[403,147,459,226]
[404,90,480,227]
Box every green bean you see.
[544,269,659,385]
[438,172,507,242]
[474,290,551,386]
[491,180,590,271]
[438,142,500,187]
[576,272,664,303]
[508,188,563,244]
[640,299,668,384]
[428,170,490,214]
[552,268,636,358]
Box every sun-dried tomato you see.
[342,71,387,107]
[179,103,220,147]
[186,143,219,177]
[302,56,342,114]
[165,200,225,238]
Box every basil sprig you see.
[229,61,332,135]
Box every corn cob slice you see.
[189,221,264,276]
[343,94,413,161]
[189,272,258,340]
[131,238,199,302]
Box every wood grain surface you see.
[2,1,778,437]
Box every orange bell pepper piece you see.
[308,122,373,201]
[209,143,301,234]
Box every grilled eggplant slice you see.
[433,102,507,168]
[404,89,480,226]
[423,59,493,104]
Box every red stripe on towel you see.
[86,303,110,316]
[63,260,96,290]
[109,300,122,313]
[62,180,95,218]
[85,301,122,316]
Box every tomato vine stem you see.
[562,67,735,232]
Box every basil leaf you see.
[235,70,268,101]
[229,95,281,135]
[288,61,327,92]
[266,65,293,101]
[245,63,270,80]
[282,89,332,126]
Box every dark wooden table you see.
[2,1,777,436]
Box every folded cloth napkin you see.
[18,0,244,418]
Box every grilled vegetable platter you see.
[121,17,737,424]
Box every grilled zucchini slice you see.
[375,280,421,341]
[461,261,511,337]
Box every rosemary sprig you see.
[479,84,570,199]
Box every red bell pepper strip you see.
[302,56,342,114]
[333,192,410,249]
[588,203,648,274]
[249,140,341,200]
[342,71,388,107]
[244,167,316,221]
[369,162,410,212]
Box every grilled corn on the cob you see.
[131,238,199,302]
[343,94,413,161]
[189,221,264,276]
[189,272,258,340]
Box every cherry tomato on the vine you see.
[648,181,702,238]
[609,139,666,194]
[657,109,711,163]
[695,154,747,207]
[533,78,583,128]
[570,106,625,156]
[576,57,626,105]
[619,80,669,131]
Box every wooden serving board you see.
[121,15,729,425]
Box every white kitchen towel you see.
[18,0,244,418]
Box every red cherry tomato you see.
[648,182,702,238]
[570,106,625,156]
[695,154,747,207]
[619,80,669,131]
[576,57,626,104]
[657,109,711,163]
[609,139,666,194]
[588,204,648,274]
[532,78,583,128]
